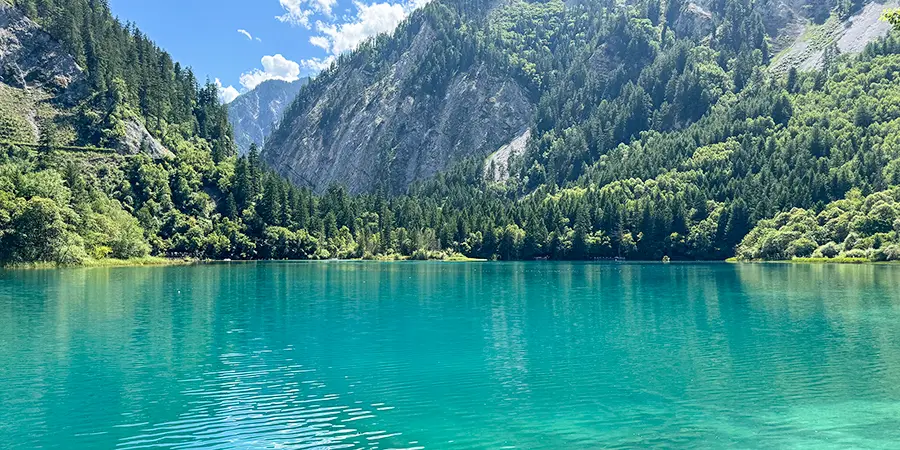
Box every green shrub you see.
[812,242,841,259]
[787,237,817,258]
[840,248,868,259]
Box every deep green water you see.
[2,262,900,449]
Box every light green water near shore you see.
[2,262,900,448]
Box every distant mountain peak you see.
[228,78,308,155]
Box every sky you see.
[108,0,428,103]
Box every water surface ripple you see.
[2,262,900,448]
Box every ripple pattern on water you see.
[2,262,900,449]
[110,350,419,450]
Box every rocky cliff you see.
[0,1,168,157]
[228,78,306,156]
[0,1,81,92]
[262,0,894,195]
[263,4,534,195]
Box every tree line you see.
[3,0,900,264]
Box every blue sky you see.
[108,0,427,102]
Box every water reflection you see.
[1,262,900,448]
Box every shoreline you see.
[2,257,198,270]
[725,257,898,264]
[6,257,899,270]
[1,255,487,270]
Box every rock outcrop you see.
[263,19,533,194]
[0,2,82,93]
[484,129,530,183]
[119,119,172,158]
[228,78,306,156]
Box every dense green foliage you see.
[0,148,149,264]
[885,8,900,30]
[4,0,900,265]
[13,0,234,159]
[736,187,900,261]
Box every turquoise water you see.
[1,262,900,449]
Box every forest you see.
[2,0,900,265]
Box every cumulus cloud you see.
[216,78,240,104]
[300,56,336,72]
[277,0,338,28]
[312,2,408,55]
[273,0,429,76]
[239,54,302,90]
[309,35,331,51]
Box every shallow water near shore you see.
[2,262,900,448]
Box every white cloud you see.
[312,2,408,55]
[312,0,338,14]
[239,54,302,90]
[237,29,253,40]
[271,0,430,76]
[300,56,336,72]
[277,0,338,27]
[216,78,240,104]
[309,35,331,51]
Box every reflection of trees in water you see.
[732,263,900,405]
[6,263,900,447]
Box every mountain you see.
[264,1,534,194]
[228,78,307,156]
[0,1,171,157]
[0,0,268,265]
[263,0,896,195]
[3,0,900,266]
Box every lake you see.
[1,262,900,449]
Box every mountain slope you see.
[0,1,170,157]
[264,0,890,195]
[0,0,259,265]
[228,78,306,156]
[769,0,898,74]
[4,0,900,266]
[264,2,534,194]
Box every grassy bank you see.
[2,255,488,269]
[368,253,486,262]
[3,257,197,270]
[727,257,877,264]
[13,256,899,270]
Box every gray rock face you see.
[119,119,172,159]
[769,0,896,74]
[228,79,306,156]
[672,2,715,40]
[485,129,531,183]
[0,2,82,92]
[263,22,534,194]
[0,2,169,158]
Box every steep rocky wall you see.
[0,2,82,93]
[229,79,306,156]
[263,22,534,194]
[0,2,170,158]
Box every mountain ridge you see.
[3,0,900,266]
[228,78,306,156]
[264,2,534,194]
[263,0,895,195]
